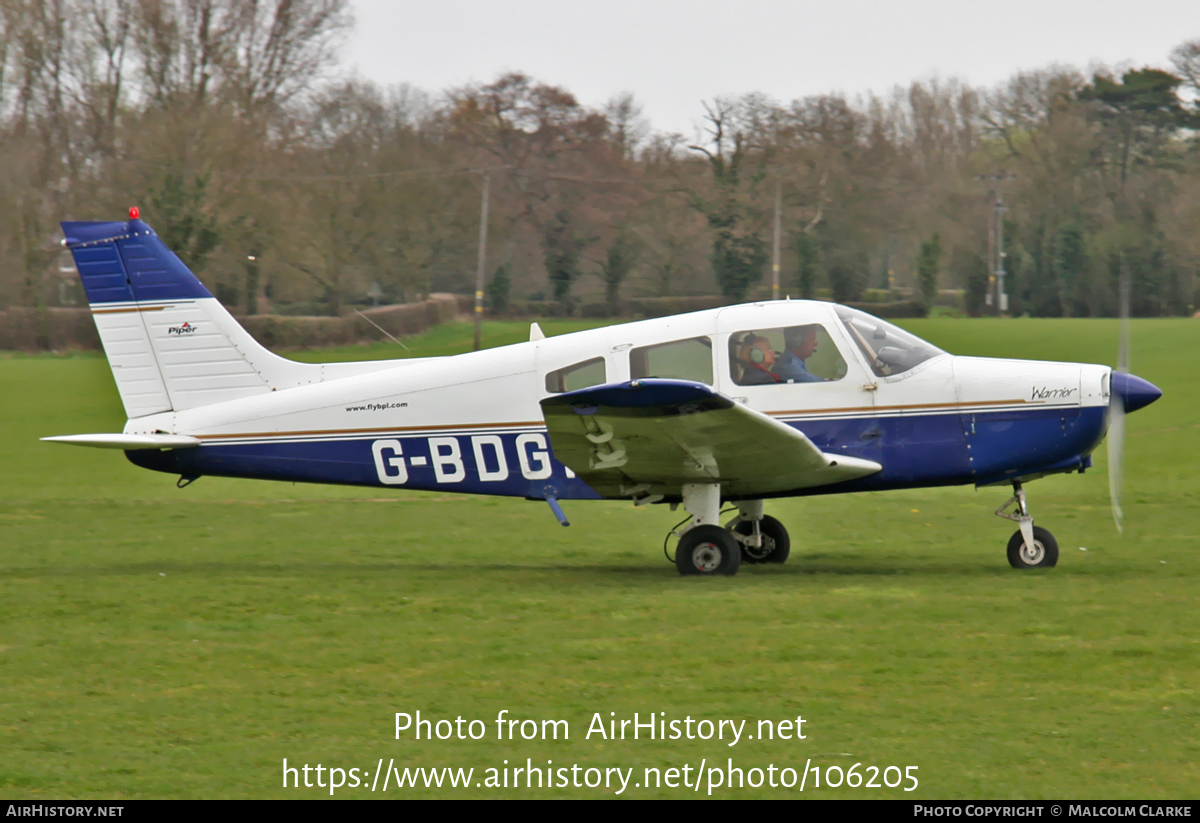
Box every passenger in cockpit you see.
[736,334,782,385]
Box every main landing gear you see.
[672,485,790,576]
[996,480,1059,569]
[668,480,1062,574]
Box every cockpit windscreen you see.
[834,305,946,377]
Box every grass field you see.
[1,317,1197,798]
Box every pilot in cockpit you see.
[772,325,824,383]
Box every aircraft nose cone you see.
[1111,371,1162,413]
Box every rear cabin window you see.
[729,325,847,386]
[630,337,713,385]
[545,357,606,393]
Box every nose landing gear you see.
[996,480,1059,569]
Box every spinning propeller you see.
[1107,257,1131,533]
[1104,257,1164,532]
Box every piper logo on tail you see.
[168,322,197,335]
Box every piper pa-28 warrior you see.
[46,210,1162,576]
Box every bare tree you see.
[1170,38,1200,96]
[605,91,648,159]
[223,0,352,116]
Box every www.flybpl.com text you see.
[280,710,920,795]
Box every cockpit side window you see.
[545,357,606,393]
[834,305,946,377]
[630,337,713,385]
[728,325,847,386]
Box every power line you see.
[241,164,511,183]
[109,153,646,185]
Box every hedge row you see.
[239,292,465,349]
[0,307,103,350]
[1,292,944,351]
[844,299,926,319]
[500,295,733,319]
[0,294,463,352]
[504,294,946,320]
[843,300,929,318]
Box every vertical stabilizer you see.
[62,215,316,417]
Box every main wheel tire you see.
[1006,526,1059,569]
[676,525,742,576]
[733,515,791,564]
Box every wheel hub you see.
[744,536,774,561]
[1019,540,1045,565]
[691,542,723,572]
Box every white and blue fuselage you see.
[50,215,1162,576]
[56,214,1161,527]
[112,300,1121,501]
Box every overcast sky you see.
[344,1,1199,138]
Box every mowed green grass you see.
[0,317,1196,799]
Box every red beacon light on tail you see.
[129,206,140,220]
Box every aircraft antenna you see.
[353,309,410,352]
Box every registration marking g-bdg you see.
[371,434,559,485]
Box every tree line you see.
[2,0,1199,318]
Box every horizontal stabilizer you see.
[41,434,201,450]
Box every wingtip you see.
[824,454,883,479]
[41,433,201,450]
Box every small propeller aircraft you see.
[45,211,1162,576]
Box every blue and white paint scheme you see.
[46,212,1162,576]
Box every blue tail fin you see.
[61,214,300,416]
[61,217,213,306]
[62,213,410,419]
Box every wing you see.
[540,379,881,499]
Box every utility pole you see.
[472,173,491,352]
[985,193,995,311]
[978,171,1015,315]
[995,182,1008,314]
[771,174,782,300]
[884,235,894,293]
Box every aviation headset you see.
[740,334,769,364]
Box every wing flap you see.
[541,379,881,498]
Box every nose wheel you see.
[1006,525,1058,568]
[996,481,1059,569]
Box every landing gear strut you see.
[728,501,790,564]
[675,484,739,576]
[996,480,1058,569]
